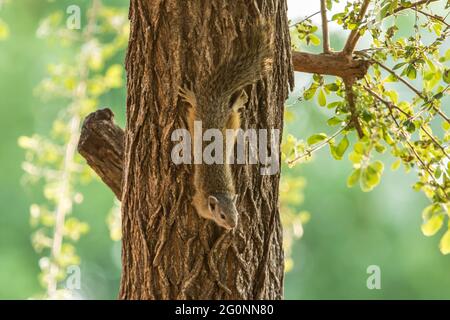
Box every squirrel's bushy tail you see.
[200,23,273,105]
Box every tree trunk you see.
[119,0,293,299]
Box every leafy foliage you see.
[19,0,128,298]
[287,0,450,254]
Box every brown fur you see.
[178,23,272,229]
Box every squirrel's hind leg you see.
[230,90,248,113]
[178,86,197,108]
[178,86,197,135]
[225,90,247,162]
[227,90,247,132]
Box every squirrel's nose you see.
[229,216,238,228]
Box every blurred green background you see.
[0,0,449,300]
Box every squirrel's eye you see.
[220,213,226,220]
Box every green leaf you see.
[347,169,361,187]
[325,83,340,92]
[327,101,341,109]
[389,0,399,13]
[309,34,321,46]
[313,74,322,82]
[440,230,450,255]
[435,166,442,179]
[391,159,401,171]
[421,214,444,237]
[332,13,345,21]
[423,72,434,81]
[353,141,366,154]
[361,110,373,122]
[404,120,416,133]
[433,23,443,36]
[392,62,407,70]
[303,86,318,100]
[318,89,327,107]
[307,133,327,145]
[349,151,362,164]
[443,69,450,84]
[360,161,384,192]
[385,74,397,82]
[370,160,384,173]
[383,131,395,145]
[360,169,374,192]
[380,4,390,19]
[434,92,444,100]
[385,90,399,104]
[374,144,386,153]
[422,204,441,221]
[406,65,417,80]
[442,121,450,131]
[445,49,450,61]
[332,136,349,160]
[327,117,343,126]
[348,23,358,30]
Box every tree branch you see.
[415,9,450,27]
[289,11,321,28]
[77,108,124,199]
[393,0,438,15]
[292,51,370,79]
[343,0,371,55]
[288,123,350,166]
[320,0,331,53]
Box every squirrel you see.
[179,25,273,230]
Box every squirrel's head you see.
[208,193,238,230]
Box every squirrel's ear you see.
[233,195,238,204]
[208,196,219,212]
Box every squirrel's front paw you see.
[178,86,197,108]
[232,90,248,112]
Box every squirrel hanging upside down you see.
[179,25,273,230]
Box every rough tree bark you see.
[78,108,123,199]
[110,0,294,299]
[292,52,370,80]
